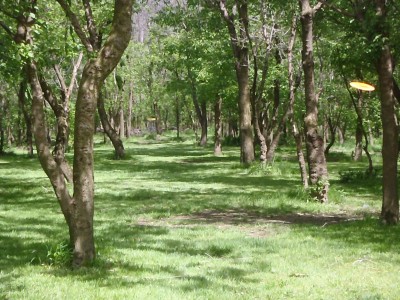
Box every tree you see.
[325,0,399,222]
[216,0,254,164]
[299,0,329,202]
[0,0,133,267]
[56,0,126,159]
[374,1,398,224]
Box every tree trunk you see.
[72,0,132,266]
[265,15,299,163]
[354,122,363,160]
[324,117,336,156]
[175,96,180,139]
[97,94,125,159]
[219,0,254,164]
[337,126,345,145]
[293,123,309,189]
[18,78,34,157]
[377,36,398,224]
[119,105,125,139]
[153,101,162,135]
[0,95,4,154]
[126,83,133,138]
[39,77,73,182]
[353,93,363,160]
[214,96,223,156]
[300,0,328,202]
[199,100,207,146]
[52,0,132,266]
[188,68,207,146]
[26,61,74,254]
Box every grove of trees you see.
[0,0,399,267]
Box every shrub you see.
[46,240,73,267]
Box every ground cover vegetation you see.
[0,0,400,295]
[1,133,400,299]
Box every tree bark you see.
[126,83,134,137]
[18,78,34,157]
[175,95,181,139]
[188,68,207,146]
[214,96,223,156]
[71,0,132,266]
[375,4,398,223]
[299,0,328,202]
[199,100,207,146]
[39,77,73,182]
[354,122,363,160]
[0,94,5,154]
[54,0,133,266]
[337,126,345,145]
[97,93,125,159]
[218,0,254,164]
[293,123,309,189]
[119,105,125,139]
[324,117,336,156]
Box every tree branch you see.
[54,63,68,96]
[218,0,239,58]
[67,52,83,99]
[55,0,94,52]
[323,1,355,18]
[0,20,14,38]
[82,0,99,50]
[313,1,326,12]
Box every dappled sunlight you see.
[1,135,399,299]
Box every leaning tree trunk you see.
[324,117,336,156]
[97,94,125,159]
[39,77,73,182]
[214,96,223,156]
[353,92,363,161]
[300,0,328,202]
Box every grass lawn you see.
[1,132,399,299]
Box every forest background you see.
[0,0,400,297]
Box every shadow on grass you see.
[1,136,396,296]
[298,217,400,253]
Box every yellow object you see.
[349,81,375,91]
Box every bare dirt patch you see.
[136,209,363,238]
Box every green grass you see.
[1,133,399,299]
